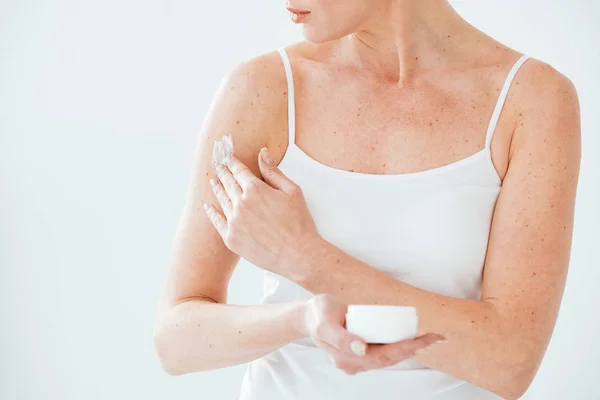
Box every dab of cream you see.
[211,134,234,168]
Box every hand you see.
[203,147,318,278]
[300,294,447,375]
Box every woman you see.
[153,1,581,399]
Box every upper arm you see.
[480,61,581,371]
[158,51,288,308]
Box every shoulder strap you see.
[277,47,296,147]
[484,54,531,148]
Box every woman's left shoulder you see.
[515,54,577,97]
[506,54,581,177]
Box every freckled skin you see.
[270,40,527,180]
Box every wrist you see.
[282,232,323,285]
[289,298,312,339]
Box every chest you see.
[288,64,516,179]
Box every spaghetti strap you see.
[484,53,531,149]
[277,47,296,148]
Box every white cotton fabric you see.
[238,46,531,400]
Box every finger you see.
[209,178,233,218]
[214,163,243,204]
[399,333,447,355]
[367,333,446,362]
[203,202,228,238]
[223,154,264,193]
[319,322,368,357]
[319,340,344,357]
[258,147,298,194]
[319,341,363,375]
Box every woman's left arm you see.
[286,66,581,399]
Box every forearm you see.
[153,298,309,375]
[290,236,534,398]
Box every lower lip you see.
[289,11,310,24]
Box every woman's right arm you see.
[152,51,308,375]
[154,296,310,375]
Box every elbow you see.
[494,352,537,400]
[497,383,530,400]
[153,323,188,376]
[498,382,531,400]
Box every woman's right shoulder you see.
[206,42,311,157]
[218,40,315,99]
[198,43,307,178]
[222,51,286,98]
[220,43,303,98]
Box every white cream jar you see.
[346,305,418,344]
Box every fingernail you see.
[261,147,274,165]
[203,203,210,211]
[350,340,366,356]
[209,179,217,188]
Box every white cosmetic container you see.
[345,305,418,344]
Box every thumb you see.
[333,324,368,357]
[258,147,296,193]
[312,318,367,357]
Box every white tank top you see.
[238,46,531,400]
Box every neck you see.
[341,0,471,87]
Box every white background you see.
[1,0,598,399]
